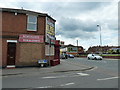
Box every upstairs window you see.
[27,15,37,31]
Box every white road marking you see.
[42,76,57,79]
[36,82,75,88]
[77,73,89,76]
[36,86,52,88]
[87,66,98,71]
[42,73,89,79]
[42,75,67,79]
[60,82,75,86]
[97,77,119,81]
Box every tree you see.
[116,49,120,54]
[107,49,114,54]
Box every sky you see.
[0,0,119,50]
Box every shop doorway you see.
[7,42,16,65]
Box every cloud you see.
[54,2,118,41]
[6,2,110,18]
[0,1,118,49]
[56,17,98,39]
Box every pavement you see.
[104,58,120,60]
[2,59,94,76]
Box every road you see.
[2,58,119,89]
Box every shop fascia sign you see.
[68,47,77,52]
[19,34,44,43]
[45,17,56,44]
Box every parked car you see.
[68,54,74,58]
[60,54,68,59]
[87,54,102,60]
[60,54,66,59]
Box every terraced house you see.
[0,8,60,68]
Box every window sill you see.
[27,30,37,32]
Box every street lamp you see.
[77,40,78,56]
[97,24,102,46]
[97,24,102,55]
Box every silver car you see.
[68,54,74,58]
[87,54,102,60]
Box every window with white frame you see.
[27,15,37,31]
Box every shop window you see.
[45,45,54,56]
[27,15,37,31]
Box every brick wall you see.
[17,43,45,66]
[2,12,45,36]
[1,11,46,67]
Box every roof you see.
[61,44,83,48]
[0,8,56,22]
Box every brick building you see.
[60,44,84,55]
[0,8,60,68]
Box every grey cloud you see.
[106,19,118,30]
[65,31,95,39]
[59,17,99,32]
[13,2,110,17]
[46,2,110,19]
[61,2,107,11]
[56,28,96,39]
[10,2,113,40]
[56,17,97,39]
[10,2,33,10]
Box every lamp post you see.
[77,40,78,56]
[97,24,102,55]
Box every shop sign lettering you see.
[19,34,44,43]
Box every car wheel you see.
[88,57,90,60]
[41,64,44,67]
[94,57,97,60]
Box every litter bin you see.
[50,59,59,66]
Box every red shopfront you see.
[50,40,60,66]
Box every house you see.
[87,46,120,54]
[0,8,60,68]
[60,44,84,56]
